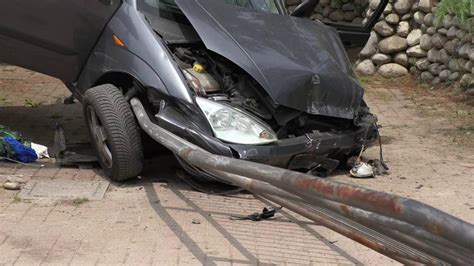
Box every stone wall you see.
[286,0,474,91]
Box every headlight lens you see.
[196,97,277,145]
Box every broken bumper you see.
[154,103,377,172]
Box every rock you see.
[428,63,443,75]
[448,58,463,72]
[372,53,392,65]
[360,31,379,58]
[431,33,447,49]
[423,13,434,27]
[329,10,344,21]
[438,49,450,64]
[421,71,434,81]
[322,6,333,17]
[401,13,412,21]
[356,59,376,75]
[397,21,410,37]
[469,48,474,62]
[342,3,355,11]
[394,0,413,15]
[449,72,461,81]
[444,39,461,55]
[383,3,393,14]
[378,63,408,78]
[407,29,422,46]
[310,13,324,21]
[456,29,467,39]
[374,21,394,36]
[413,11,425,24]
[426,27,437,35]
[460,74,474,89]
[352,17,363,24]
[416,58,431,70]
[438,28,448,35]
[192,218,201,224]
[394,52,409,66]
[410,66,422,76]
[385,13,400,25]
[418,0,433,13]
[420,34,433,50]
[3,181,20,190]
[458,43,471,59]
[420,24,428,33]
[407,45,427,57]
[319,0,330,5]
[379,35,408,54]
[427,48,440,62]
[443,15,455,29]
[446,26,458,40]
[369,0,381,10]
[408,57,419,66]
[466,61,473,72]
[432,77,441,85]
[343,12,358,22]
[439,70,451,81]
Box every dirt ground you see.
[0,66,473,265]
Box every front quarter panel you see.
[76,1,193,104]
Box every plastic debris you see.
[31,142,49,159]
[350,162,375,178]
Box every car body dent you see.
[76,1,194,104]
[175,0,364,120]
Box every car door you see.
[0,0,121,82]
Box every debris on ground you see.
[53,124,98,166]
[3,181,21,190]
[0,125,48,164]
[350,162,375,178]
[230,206,282,221]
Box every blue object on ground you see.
[3,136,38,163]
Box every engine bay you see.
[169,45,359,139]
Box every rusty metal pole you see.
[130,98,474,262]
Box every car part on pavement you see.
[350,162,375,178]
[131,97,474,265]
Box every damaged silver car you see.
[0,0,388,181]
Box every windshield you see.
[143,0,280,14]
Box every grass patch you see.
[453,110,473,117]
[60,197,89,206]
[24,97,41,108]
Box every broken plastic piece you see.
[230,206,282,221]
[350,162,375,178]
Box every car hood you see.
[175,0,364,120]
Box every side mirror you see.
[290,0,319,17]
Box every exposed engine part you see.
[171,45,362,140]
[183,67,220,94]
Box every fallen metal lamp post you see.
[131,98,474,264]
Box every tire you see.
[83,84,143,181]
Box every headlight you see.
[196,97,277,145]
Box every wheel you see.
[83,84,144,181]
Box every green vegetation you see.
[24,97,40,108]
[60,197,90,206]
[436,0,473,29]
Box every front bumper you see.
[154,103,377,172]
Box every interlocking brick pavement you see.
[0,66,473,265]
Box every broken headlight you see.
[196,97,277,145]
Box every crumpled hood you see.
[176,0,364,120]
